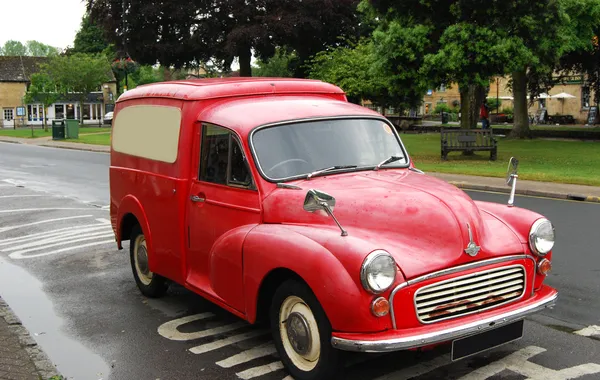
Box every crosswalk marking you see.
[9,240,115,260]
[0,195,45,199]
[2,229,112,252]
[0,222,109,245]
[217,343,277,369]
[0,208,98,214]
[0,215,93,234]
[574,325,600,337]
[5,233,115,256]
[190,330,270,355]
[236,361,284,380]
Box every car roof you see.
[116,78,346,102]
[199,95,385,137]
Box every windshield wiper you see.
[307,165,358,180]
[375,156,404,171]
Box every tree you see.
[39,54,112,123]
[23,73,61,132]
[87,0,361,77]
[308,39,394,107]
[73,14,112,55]
[2,40,27,56]
[25,41,59,57]
[253,48,295,77]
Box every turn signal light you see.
[537,259,552,276]
[371,297,390,317]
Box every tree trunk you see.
[238,46,252,77]
[509,70,531,138]
[459,84,486,129]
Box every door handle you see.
[190,195,205,203]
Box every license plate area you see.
[451,320,524,361]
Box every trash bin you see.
[52,120,65,140]
[65,119,80,139]
[441,112,449,124]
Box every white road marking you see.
[236,361,284,380]
[0,208,99,214]
[0,223,110,246]
[190,329,270,355]
[217,343,278,368]
[374,353,450,380]
[9,240,115,260]
[574,325,600,337]
[281,376,293,380]
[6,233,114,256]
[0,195,46,199]
[157,313,255,341]
[0,215,92,233]
[458,346,600,380]
[2,230,113,252]
[96,218,111,224]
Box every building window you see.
[55,105,65,119]
[438,84,447,92]
[582,86,591,109]
[82,104,91,120]
[27,105,44,122]
[3,108,14,121]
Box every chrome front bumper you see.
[331,291,557,353]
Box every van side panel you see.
[110,97,194,284]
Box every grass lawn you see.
[0,127,111,138]
[439,124,600,133]
[67,132,111,146]
[400,133,600,186]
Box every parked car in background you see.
[109,78,558,380]
[104,111,113,125]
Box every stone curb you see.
[0,298,61,380]
[449,181,600,204]
[39,143,109,153]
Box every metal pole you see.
[497,78,500,114]
[508,175,518,207]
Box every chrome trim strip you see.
[332,291,557,353]
[413,265,526,324]
[247,115,411,183]
[388,255,536,329]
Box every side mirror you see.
[506,157,519,186]
[303,189,336,213]
[303,189,347,236]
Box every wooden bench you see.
[441,129,498,161]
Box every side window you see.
[199,124,253,188]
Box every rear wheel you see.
[270,280,344,380]
[130,225,169,298]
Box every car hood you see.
[262,170,524,279]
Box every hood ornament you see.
[464,223,481,257]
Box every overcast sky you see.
[0,0,87,50]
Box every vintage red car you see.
[109,78,558,380]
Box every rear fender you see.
[117,195,155,269]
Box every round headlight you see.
[360,250,397,294]
[529,218,555,256]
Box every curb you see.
[0,298,61,380]
[39,144,109,153]
[449,182,600,204]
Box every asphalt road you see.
[0,142,599,380]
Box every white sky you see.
[0,0,86,50]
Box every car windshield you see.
[251,118,408,181]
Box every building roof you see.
[0,56,47,82]
[117,78,346,103]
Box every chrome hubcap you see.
[285,312,312,355]
[137,245,150,276]
[134,236,153,286]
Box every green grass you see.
[67,132,111,145]
[401,133,600,186]
[0,127,111,138]
[438,124,600,133]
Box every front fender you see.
[243,224,393,333]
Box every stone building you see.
[0,56,117,128]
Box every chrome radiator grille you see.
[414,265,526,323]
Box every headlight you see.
[529,218,555,256]
[360,250,397,294]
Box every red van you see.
[110,78,557,380]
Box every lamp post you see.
[496,77,500,115]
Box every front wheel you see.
[129,224,169,298]
[270,280,344,380]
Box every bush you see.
[501,107,514,115]
[434,103,451,114]
[487,97,502,111]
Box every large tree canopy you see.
[0,40,59,57]
[87,0,361,77]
